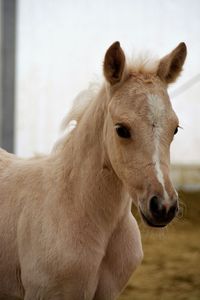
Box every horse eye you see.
[115,124,131,139]
[174,127,178,135]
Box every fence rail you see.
[171,164,200,191]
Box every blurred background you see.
[0,0,199,299]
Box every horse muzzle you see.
[139,195,179,227]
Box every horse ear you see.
[157,42,187,84]
[103,41,126,85]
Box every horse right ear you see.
[157,42,187,84]
[103,41,126,85]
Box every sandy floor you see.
[119,191,200,300]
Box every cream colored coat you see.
[0,41,186,300]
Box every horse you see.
[0,41,187,300]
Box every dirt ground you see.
[119,191,200,300]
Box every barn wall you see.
[15,0,200,165]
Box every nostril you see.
[148,196,178,225]
[149,197,178,222]
[150,196,161,215]
[168,201,178,218]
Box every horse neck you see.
[57,86,129,227]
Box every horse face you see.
[103,42,186,227]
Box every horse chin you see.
[139,209,167,228]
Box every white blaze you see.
[147,94,169,201]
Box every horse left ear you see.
[157,42,187,84]
[103,41,126,85]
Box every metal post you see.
[0,0,16,152]
[0,1,2,146]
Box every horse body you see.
[0,98,142,299]
[0,41,186,299]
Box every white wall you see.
[16,0,200,164]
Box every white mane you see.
[61,81,102,131]
[128,52,159,74]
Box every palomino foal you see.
[0,41,186,300]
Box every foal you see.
[0,41,187,300]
